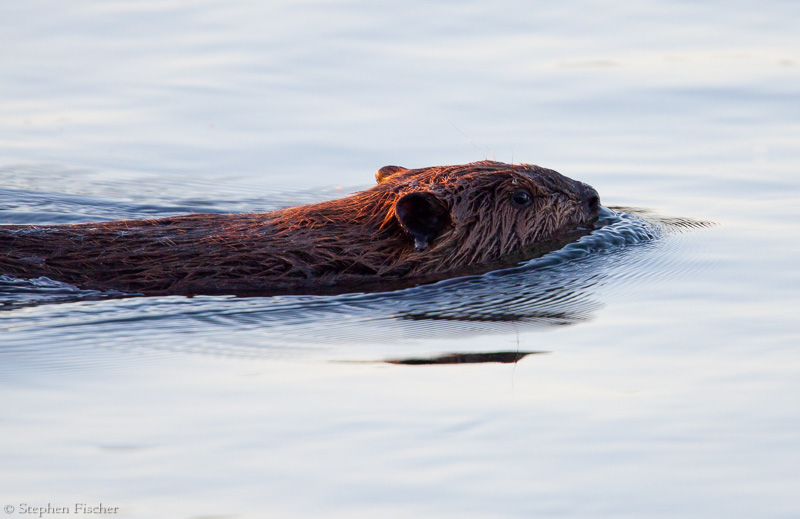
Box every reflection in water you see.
[385,351,542,365]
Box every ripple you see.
[0,177,355,225]
[0,205,706,369]
[0,180,721,372]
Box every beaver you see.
[0,161,600,296]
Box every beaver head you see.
[367,161,600,276]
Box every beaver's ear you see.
[394,192,450,251]
[376,165,408,184]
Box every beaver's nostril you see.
[586,195,600,214]
[578,182,600,216]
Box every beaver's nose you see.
[580,183,601,217]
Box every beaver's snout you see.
[580,183,601,219]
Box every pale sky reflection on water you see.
[1,0,800,518]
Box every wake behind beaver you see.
[0,161,600,296]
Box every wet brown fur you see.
[0,161,599,296]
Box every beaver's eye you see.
[511,190,532,207]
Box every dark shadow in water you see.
[385,351,543,365]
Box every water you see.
[2,1,800,518]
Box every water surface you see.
[1,1,799,518]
